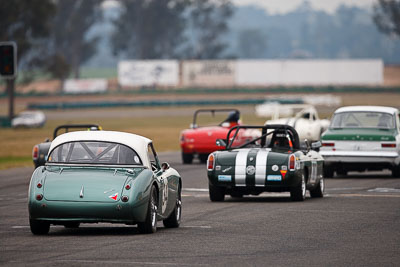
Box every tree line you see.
[1,0,232,81]
[1,0,399,82]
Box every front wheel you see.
[163,185,182,228]
[290,172,306,201]
[30,219,50,235]
[182,152,193,164]
[310,178,324,198]
[138,185,158,234]
[209,183,225,202]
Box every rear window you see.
[48,141,142,165]
[331,112,395,129]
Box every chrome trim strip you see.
[46,163,145,168]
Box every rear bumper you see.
[181,142,218,154]
[29,198,148,224]
[320,151,400,165]
[208,171,302,193]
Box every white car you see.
[263,104,330,142]
[320,106,400,177]
[12,111,46,128]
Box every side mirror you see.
[44,138,50,142]
[311,141,322,150]
[161,162,170,171]
[216,139,226,147]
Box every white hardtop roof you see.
[334,106,398,115]
[49,130,152,167]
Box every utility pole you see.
[6,79,15,119]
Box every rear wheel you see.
[209,183,225,202]
[310,178,324,198]
[290,172,306,201]
[182,152,193,164]
[163,185,182,228]
[392,165,400,178]
[30,219,50,235]
[323,165,334,178]
[199,154,208,163]
[138,185,158,234]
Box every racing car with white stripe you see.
[207,125,325,201]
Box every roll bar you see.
[224,124,300,150]
[53,124,101,139]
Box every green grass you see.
[0,109,265,170]
[0,156,32,170]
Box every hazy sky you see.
[232,0,377,14]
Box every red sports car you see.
[179,109,260,164]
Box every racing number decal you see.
[161,176,168,214]
[310,161,317,183]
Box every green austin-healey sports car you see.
[28,130,182,235]
[207,125,325,201]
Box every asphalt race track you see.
[1,151,399,266]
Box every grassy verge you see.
[0,156,32,170]
[0,111,265,170]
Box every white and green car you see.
[321,106,400,178]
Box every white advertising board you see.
[118,60,178,87]
[63,79,108,93]
[182,60,235,87]
[235,59,383,86]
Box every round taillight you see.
[121,196,129,202]
[125,184,131,190]
[36,194,43,201]
[37,183,42,188]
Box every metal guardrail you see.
[27,98,304,110]
[2,86,400,99]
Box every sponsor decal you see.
[267,175,282,181]
[109,193,118,201]
[222,167,232,173]
[249,157,254,162]
[280,170,287,179]
[246,165,256,175]
[272,165,279,171]
[218,175,232,182]
[281,165,287,171]
[215,165,221,171]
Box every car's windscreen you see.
[330,112,395,129]
[48,141,142,165]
